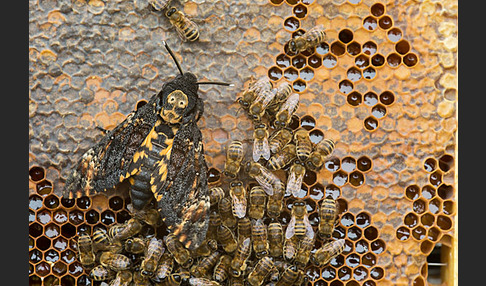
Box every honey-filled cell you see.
[378,15,393,30]
[29,166,45,182]
[331,41,346,57]
[36,180,53,196]
[370,3,386,17]
[293,4,307,19]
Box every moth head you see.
[159,72,199,124]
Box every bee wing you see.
[255,175,274,196]
[285,215,297,240]
[261,137,271,160]
[253,139,264,162]
[173,24,189,42]
[304,215,315,239]
[286,169,304,197]
[231,193,247,219]
[280,93,300,114]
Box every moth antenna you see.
[162,40,184,75]
[197,81,234,87]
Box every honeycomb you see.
[29,0,458,285]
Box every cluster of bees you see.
[150,0,200,42]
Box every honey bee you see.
[188,277,221,286]
[91,228,111,252]
[266,143,296,171]
[267,221,284,258]
[192,238,218,257]
[132,270,152,286]
[266,181,285,218]
[288,25,326,54]
[283,236,298,262]
[251,218,269,259]
[237,217,252,243]
[218,196,237,228]
[266,82,293,116]
[247,256,274,286]
[312,238,345,266]
[207,210,222,240]
[294,235,315,269]
[248,88,277,121]
[209,187,226,207]
[275,264,299,286]
[111,218,143,243]
[153,252,174,282]
[100,251,131,271]
[217,224,238,253]
[229,180,247,219]
[285,160,306,197]
[294,129,313,161]
[252,123,271,162]
[213,254,232,283]
[273,93,299,129]
[305,138,335,172]
[164,233,194,268]
[163,273,186,286]
[141,237,165,277]
[190,250,221,278]
[77,232,95,267]
[285,200,314,240]
[230,237,252,278]
[165,6,199,42]
[90,265,114,281]
[124,237,146,254]
[248,186,266,220]
[318,197,338,240]
[246,161,282,196]
[149,0,171,10]
[110,270,133,286]
[131,207,161,227]
[224,140,245,178]
[268,128,293,154]
[238,77,274,111]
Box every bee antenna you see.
[162,40,184,75]
[197,81,234,87]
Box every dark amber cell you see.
[347,91,362,106]
[77,224,91,235]
[270,0,284,5]
[69,210,84,225]
[309,129,324,144]
[333,170,348,187]
[30,222,43,237]
[300,67,314,81]
[285,0,298,4]
[330,280,345,286]
[52,261,67,276]
[338,29,354,44]
[421,213,435,228]
[289,115,301,130]
[396,226,410,241]
[387,28,402,43]
[361,252,376,268]
[44,194,60,209]
[108,196,124,211]
[404,212,418,228]
[292,79,306,92]
[442,200,455,215]
[333,225,346,240]
[85,209,100,224]
[36,236,51,251]
[386,53,401,67]
[424,158,437,172]
[412,225,426,241]
[308,54,322,68]
[330,41,346,56]
[76,196,91,209]
[30,249,43,264]
[427,226,441,242]
[339,80,354,94]
[370,239,385,255]
[413,198,427,214]
[60,276,76,286]
[101,210,116,225]
[347,67,362,82]
[207,167,220,184]
[347,41,361,56]
[292,55,306,69]
[276,54,291,68]
[341,157,356,172]
[370,3,385,16]
[337,198,348,213]
[403,52,418,67]
[371,104,386,119]
[429,171,442,187]
[283,16,300,32]
[378,15,393,30]
[354,266,368,281]
[413,276,426,286]
[363,116,378,131]
[303,170,317,186]
[395,40,410,55]
[61,223,76,238]
[438,184,454,200]
[405,185,420,201]
[362,41,377,56]
[349,171,365,187]
[44,275,60,285]
[61,249,77,264]
[293,4,307,18]
[322,54,337,68]
[355,54,370,69]
[362,67,376,80]
[371,54,385,67]
[300,115,316,130]
[356,156,372,172]
[268,66,282,81]
[316,42,330,55]
[29,166,45,182]
[437,215,453,230]
[69,261,85,276]
[438,154,454,172]
[356,212,371,228]
[370,267,384,280]
[363,16,377,31]
[284,67,299,81]
[379,91,395,106]
[60,197,75,208]
[29,275,42,286]
[35,261,51,276]
[36,180,53,196]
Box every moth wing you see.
[63,94,159,199]
[155,122,210,250]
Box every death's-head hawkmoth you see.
[63,41,232,250]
